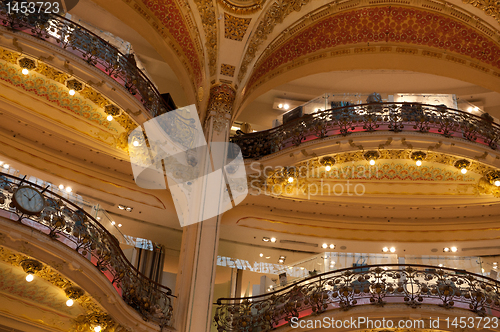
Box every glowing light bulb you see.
[325,165,331,171]
[3,164,9,169]
[259,253,263,257]
[59,184,64,190]
[68,89,76,96]
[94,326,102,332]
[416,160,422,166]
[495,180,500,187]
[26,274,34,282]
[450,246,458,252]
[270,237,276,243]
[278,104,283,108]
[287,177,294,183]
[443,247,450,252]
[461,168,467,174]
[322,243,328,249]
[107,114,113,121]
[284,104,290,110]
[390,247,396,253]
[329,244,335,249]
[22,68,29,75]
[65,187,72,193]
[66,299,74,307]
[382,247,388,252]
[118,224,122,227]
[369,159,375,166]
[133,141,139,146]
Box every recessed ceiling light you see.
[107,115,113,121]
[438,264,443,267]
[22,68,29,75]
[59,184,64,190]
[262,237,270,242]
[284,104,289,110]
[65,187,72,193]
[117,224,122,227]
[329,244,335,249]
[265,256,270,259]
[278,103,283,108]
[495,180,500,187]
[369,159,375,166]
[259,253,263,257]
[450,246,457,252]
[69,89,76,96]
[118,205,125,210]
[382,247,389,252]
[443,247,450,252]
[66,299,74,307]
[270,237,277,243]
[3,164,9,169]
[111,221,115,225]
[322,243,328,249]
[389,247,396,253]
[133,140,139,146]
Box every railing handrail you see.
[0,3,174,118]
[0,172,173,296]
[216,263,499,304]
[232,102,500,159]
[235,102,500,138]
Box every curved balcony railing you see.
[0,2,174,118]
[0,173,173,328]
[232,103,500,159]
[214,264,500,331]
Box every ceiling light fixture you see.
[20,259,43,283]
[278,104,283,109]
[259,253,263,257]
[443,247,450,252]
[262,237,270,242]
[3,164,9,169]
[454,159,470,174]
[278,255,286,264]
[389,247,396,253]
[270,237,277,243]
[382,247,389,252]
[320,156,335,172]
[66,79,83,96]
[59,184,64,190]
[411,151,426,167]
[65,187,72,193]
[284,104,290,110]
[329,244,335,249]
[64,286,84,307]
[364,151,380,166]
[19,58,36,75]
[118,224,122,228]
[486,171,500,187]
[133,141,140,147]
[322,243,328,249]
[450,246,458,252]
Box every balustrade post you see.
[173,83,236,332]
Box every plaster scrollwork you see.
[462,0,500,24]
[238,0,312,82]
[205,83,236,133]
[194,0,218,77]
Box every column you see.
[174,83,236,332]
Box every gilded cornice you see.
[462,0,500,24]
[121,0,205,86]
[218,0,265,14]
[0,47,138,152]
[241,0,500,93]
[237,0,312,83]
[0,245,127,331]
[193,0,218,77]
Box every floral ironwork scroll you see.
[231,103,500,159]
[214,265,500,332]
[0,173,173,328]
[0,3,174,118]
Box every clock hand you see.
[23,194,32,201]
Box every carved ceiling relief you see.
[218,0,266,14]
[248,150,500,197]
[462,0,500,24]
[237,0,312,82]
[224,13,252,41]
[126,0,204,86]
[0,246,126,330]
[220,63,236,76]
[205,83,236,133]
[246,6,500,90]
[0,47,138,152]
[192,0,218,77]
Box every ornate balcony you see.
[214,264,500,332]
[232,103,500,159]
[0,173,173,328]
[0,2,173,118]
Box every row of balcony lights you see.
[19,58,116,123]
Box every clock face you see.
[13,186,45,215]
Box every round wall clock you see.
[12,186,46,215]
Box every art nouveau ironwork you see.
[0,173,173,328]
[0,3,173,118]
[214,264,500,332]
[231,103,500,159]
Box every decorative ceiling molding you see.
[0,47,137,152]
[245,5,500,93]
[0,245,128,332]
[218,0,265,14]
[192,0,218,77]
[224,13,252,41]
[221,63,236,76]
[122,0,204,86]
[237,0,312,83]
[248,149,500,197]
[462,0,500,24]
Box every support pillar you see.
[174,83,236,332]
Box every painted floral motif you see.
[248,6,500,89]
[0,61,119,133]
[141,0,203,85]
[312,162,476,181]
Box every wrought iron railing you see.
[0,2,174,118]
[214,264,500,331]
[232,103,500,159]
[0,173,173,328]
